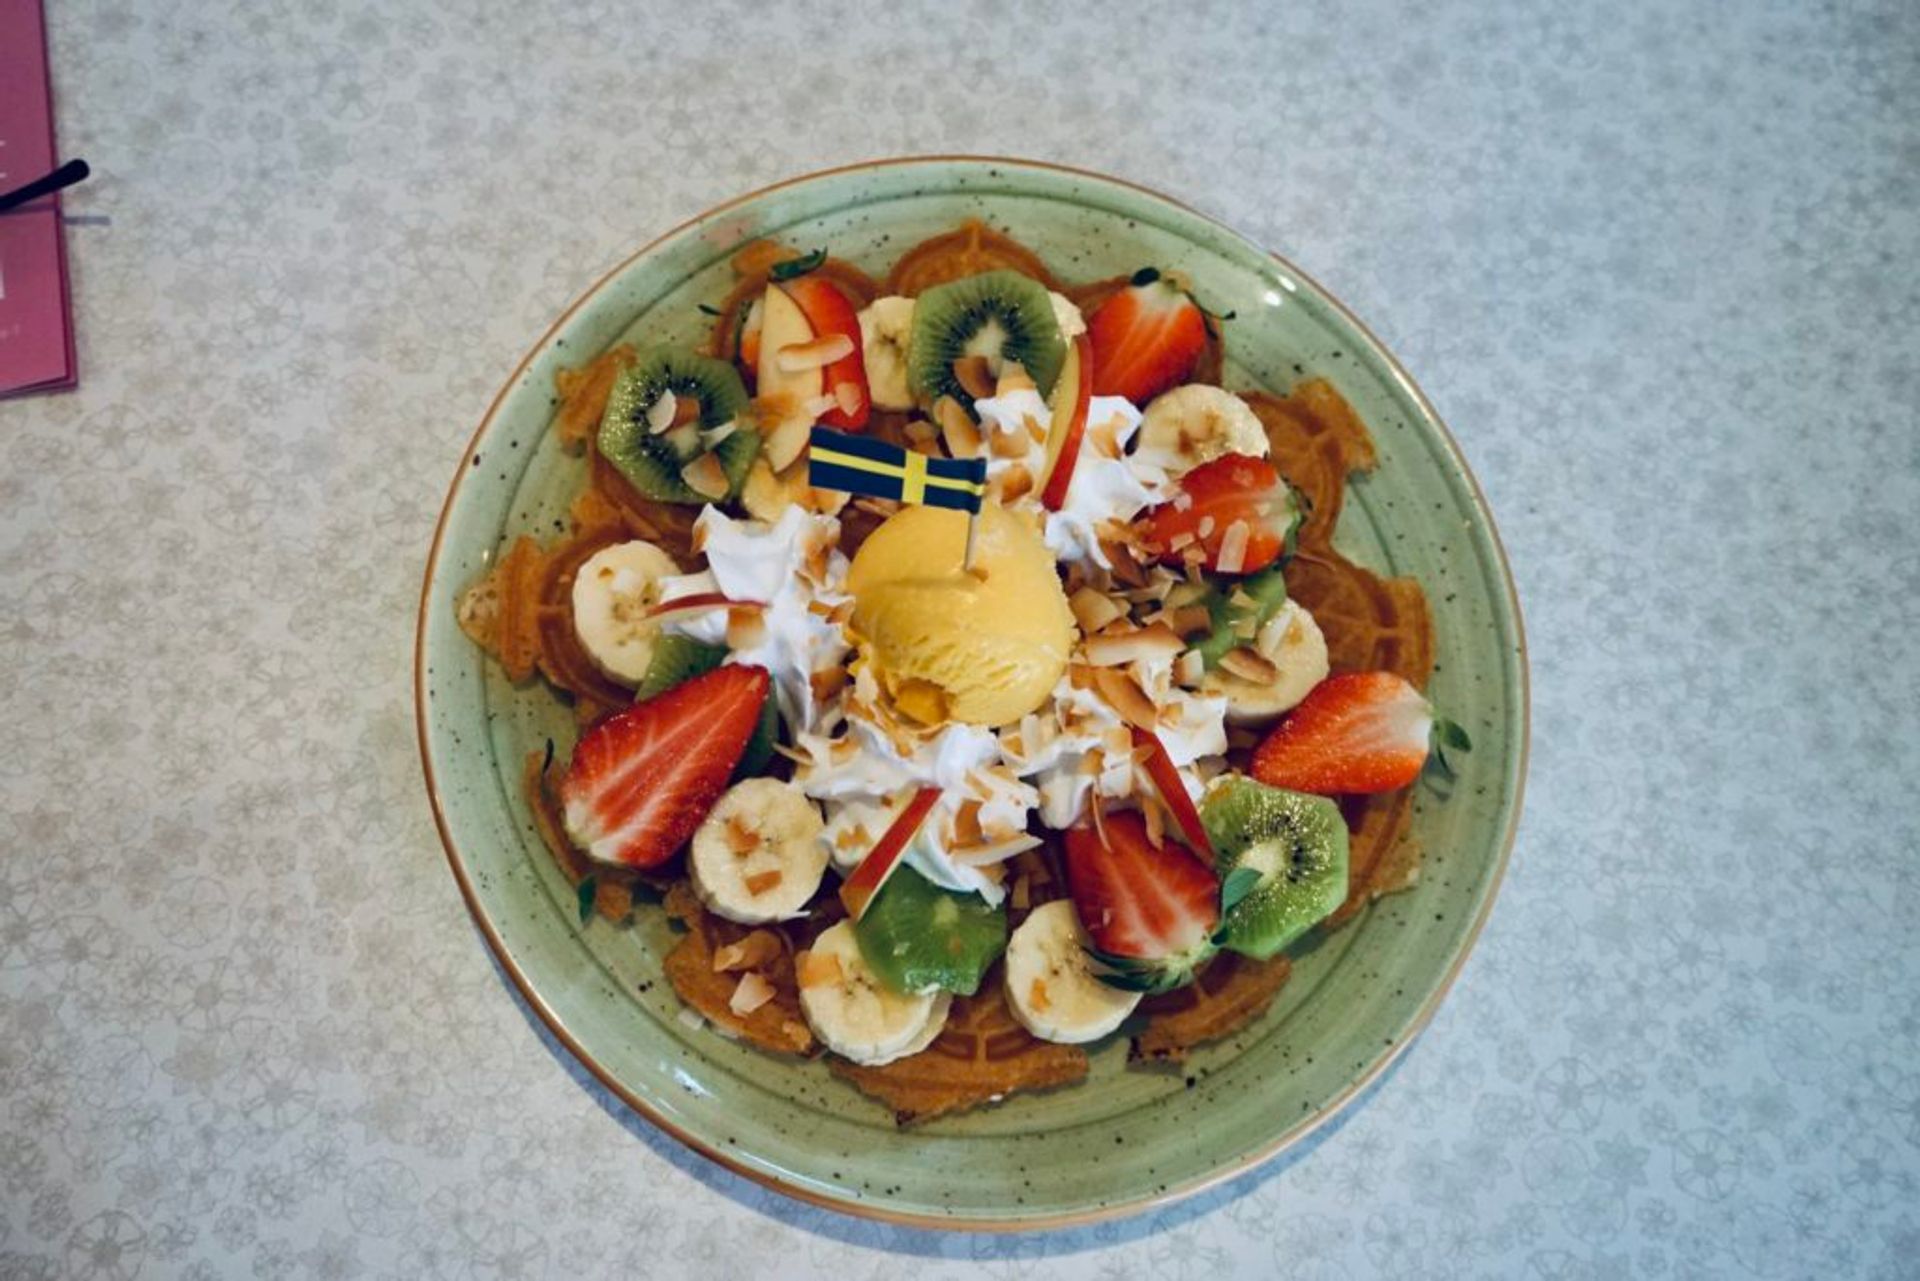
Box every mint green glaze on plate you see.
[414,157,1527,1229]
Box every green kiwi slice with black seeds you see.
[597,347,756,504]
[907,270,1065,405]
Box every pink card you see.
[0,0,77,399]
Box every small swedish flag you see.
[806,427,987,513]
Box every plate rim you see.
[413,153,1531,1231]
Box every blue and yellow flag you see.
[806,427,987,513]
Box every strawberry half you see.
[779,275,869,429]
[1251,671,1467,795]
[560,664,771,868]
[1064,809,1220,993]
[1135,453,1299,574]
[1085,268,1207,404]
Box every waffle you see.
[661,882,815,1056]
[1248,379,1436,924]
[883,219,1062,297]
[1131,953,1294,1065]
[830,968,1089,1125]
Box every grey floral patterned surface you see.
[3,0,1916,1275]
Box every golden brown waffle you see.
[830,969,1088,1125]
[883,219,1062,297]
[1245,378,1437,924]
[551,344,637,451]
[1131,953,1294,1064]
[662,882,815,1056]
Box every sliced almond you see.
[1092,667,1158,731]
[776,333,855,373]
[723,814,761,857]
[1219,646,1280,683]
[797,949,843,989]
[936,404,983,460]
[743,869,784,897]
[762,415,811,471]
[646,390,679,435]
[1215,519,1251,574]
[728,971,776,1016]
[670,393,703,428]
[996,464,1035,504]
[1174,649,1207,687]
[995,361,1035,395]
[680,452,730,500]
[1069,586,1126,634]
[700,419,739,449]
[950,833,1042,865]
[726,605,768,651]
[1081,623,1184,667]
[810,665,849,703]
[1169,605,1214,636]
[903,418,940,450]
[1010,875,1031,910]
[712,929,782,973]
[954,800,985,846]
[832,380,863,416]
[1103,538,1149,588]
[952,355,996,400]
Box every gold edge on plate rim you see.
[411,153,1532,1233]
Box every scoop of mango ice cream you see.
[846,503,1075,728]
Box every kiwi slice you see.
[597,347,757,504]
[853,865,1007,995]
[1190,565,1290,670]
[908,270,1066,404]
[1202,776,1349,960]
[635,635,778,779]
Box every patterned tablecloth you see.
[4,1,1916,1276]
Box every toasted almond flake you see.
[744,869,784,896]
[1175,649,1207,686]
[1196,515,1216,541]
[700,419,739,448]
[1167,530,1196,552]
[680,452,730,500]
[952,355,996,400]
[646,391,678,434]
[712,930,782,973]
[1232,613,1260,640]
[1215,519,1251,574]
[1069,586,1126,634]
[1172,490,1194,512]
[729,972,776,1016]
[727,606,768,651]
[1228,587,1257,610]
[723,814,761,856]
[1092,667,1159,730]
[954,800,985,846]
[1142,793,1167,847]
[937,398,984,457]
[832,823,870,852]
[676,1007,708,1032]
[810,666,849,703]
[776,333,855,373]
[1082,623,1184,667]
[1169,605,1214,636]
[951,834,1041,866]
[762,415,811,470]
[996,361,1035,395]
[832,380,863,415]
[671,393,703,428]
[992,420,1033,459]
[1104,538,1149,587]
[1220,646,1280,683]
[1029,977,1051,1013]
[1010,875,1031,910]
[797,950,843,989]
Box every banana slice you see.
[1003,900,1141,1044]
[689,778,829,924]
[857,296,916,410]
[1135,384,1270,475]
[1201,599,1329,725]
[569,539,682,685]
[797,920,951,1065]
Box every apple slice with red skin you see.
[1039,334,1093,511]
[838,787,942,920]
[1131,725,1215,864]
[780,276,869,430]
[645,593,764,626]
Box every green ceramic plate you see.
[415,157,1527,1229]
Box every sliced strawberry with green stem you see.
[1250,670,1471,796]
[1064,809,1220,994]
[1085,267,1208,405]
[1136,453,1300,574]
[559,664,771,869]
